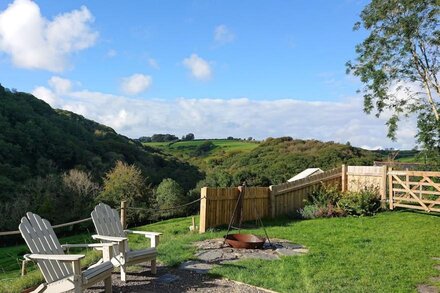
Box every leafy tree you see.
[138,136,152,142]
[192,141,215,156]
[347,0,440,141]
[155,178,185,217]
[151,133,178,142]
[184,133,195,141]
[63,169,100,218]
[99,161,148,207]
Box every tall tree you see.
[347,0,440,141]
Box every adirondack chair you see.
[91,203,162,281]
[19,212,114,293]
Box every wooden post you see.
[120,200,127,229]
[388,167,394,210]
[269,185,276,218]
[199,187,207,233]
[380,165,387,208]
[341,164,347,192]
[21,259,28,276]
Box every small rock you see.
[430,276,440,282]
[276,248,304,256]
[157,273,180,284]
[417,284,439,293]
[179,261,214,274]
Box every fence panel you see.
[199,187,270,233]
[345,165,387,205]
[270,167,342,217]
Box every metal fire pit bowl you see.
[224,234,266,249]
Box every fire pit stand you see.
[223,183,273,249]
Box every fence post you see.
[120,200,127,229]
[341,164,347,192]
[269,185,276,218]
[199,187,207,233]
[388,167,394,210]
[381,165,387,208]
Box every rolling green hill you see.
[147,137,381,187]
[144,139,259,168]
[0,85,202,231]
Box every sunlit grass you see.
[1,212,440,292]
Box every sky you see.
[0,0,417,149]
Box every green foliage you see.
[347,0,440,140]
[301,184,346,218]
[155,178,185,217]
[301,184,382,218]
[339,187,381,216]
[99,161,152,224]
[0,89,202,230]
[192,140,215,157]
[298,204,319,219]
[417,109,440,164]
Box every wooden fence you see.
[388,170,440,212]
[270,166,342,218]
[199,167,342,233]
[199,186,270,233]
[199,165,440,233]
[344,165,387,205]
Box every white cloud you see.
[148,58,159,69]
[32,86,59,107]
[214,25,235,45]
[48,76,72,94]
[31,78,417,149]
[0,0,97,72]
[182,54,212,81]
[120,74,152,95]
[106,49,117,58]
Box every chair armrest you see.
[124,230,162,237]
[61,243,114,262]
[92,235,127,243]
[124,230,162,247]
[61,243,114,249]
[24,253,85,262]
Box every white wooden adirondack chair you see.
[91,203,162,281]
[19,212,114,293]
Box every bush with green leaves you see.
[155,178,186,217]
[300,184,381,219]
[301,184,345,218]
[338,187,381,216]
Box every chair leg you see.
[120,265,127,282]
[104,276,112,293]
[151,259,157,274]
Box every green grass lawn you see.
[1,211,440,292]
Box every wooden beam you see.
[199,187,207,233]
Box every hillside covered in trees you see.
[147,137,381,188]
[0,86,202,230]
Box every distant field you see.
[144,139,259,166]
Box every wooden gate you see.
[388,170,440,212]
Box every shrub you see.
[299,204,319,219]
[299,184,345,219]
[155,178,186,217]
[338,187,381,216]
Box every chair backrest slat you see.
[19,213,72,283]
[92,203,125,237]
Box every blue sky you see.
[0,0,417,149]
